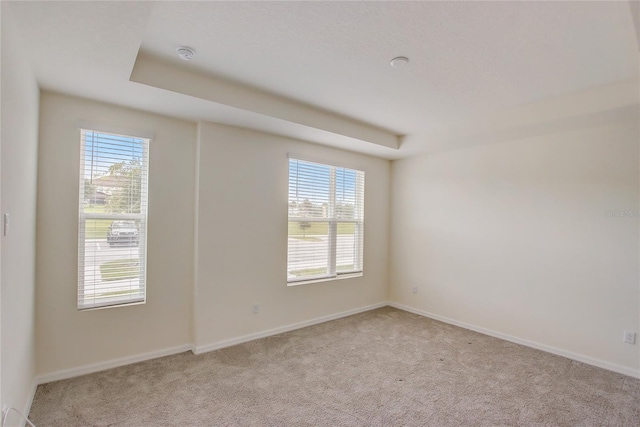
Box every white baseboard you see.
[34,301,637,393]
[17,380,39,427]
[36,344,193,385]
[193,302,388,355]
[388,302,640,379]
[35,303,388,384]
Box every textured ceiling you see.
[5,1,639,159]
[141,1,638,134]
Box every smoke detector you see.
[390,56,409,67]
[176,46,196,61]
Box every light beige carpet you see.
[29,307,639,426]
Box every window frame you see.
[77,128,150,310]
[287,157,365,285]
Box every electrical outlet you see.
[412,286,418,294]
[252,304,260,314]
[623,331,636,344]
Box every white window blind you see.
[78,129,149,309]
[287,158,365,283]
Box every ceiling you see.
[5,1,639,159]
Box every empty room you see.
[1,1,639,426]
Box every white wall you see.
[0,3,40,414]
[36,92,196,376]
[390,116,640,374]
[193,122,390,349]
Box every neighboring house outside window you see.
[287,157,365,284]
[78,129,149,309]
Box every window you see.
[287,158,365,284]
[78,129,149,309]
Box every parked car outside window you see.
[107,220,139,247]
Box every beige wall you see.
[24,57,639,393]
[34,95,390,377]
[1,3,41,414]
[36,92,196,375]
[390,117,640,373]
[193,122,390,349]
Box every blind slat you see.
[287,159,364,283]
[78,129,150,310]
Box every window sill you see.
[78,297,145,311]
[287,272,363,287]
